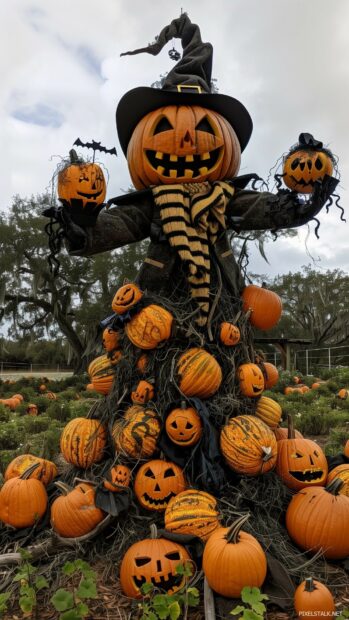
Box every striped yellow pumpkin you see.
[60,418,107,468]
[88,351,122,395]
[164,489,220,541]
[327,465,349,497]
[112,405,161,459]
[255,396,282,428]
[220,415,277,476]
[125,305,173,350]
[177,348,222,399]
[5,454,58,486]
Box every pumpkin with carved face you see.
[219,322,241,346]
[237,363,265,397]
[58,161,106,207]
[103,464,131,492]
[120,527,191,598]
[165,404,203,447]
[276,436,328,491]
[134,460,186,511]
[127,105,241,189]
[131,380,155,404]
[102,327,120,352]
[283,148,334,194]
[126,304,173,350]
[112,283,143,315]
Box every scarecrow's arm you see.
[228,175,338,232]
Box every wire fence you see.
[0,360,73,378]
[294,345,349,375]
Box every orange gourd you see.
[103,464,131,492]
[326,464,349,497]
[219,322,240,346]
[237,363,265,397]
[112,283,143,314]
[255,396,282,428]
[27,403,39,415]
[126,304,173,349]
[102,327,120,351]
[165,403,203,447]
[88,351,122,395]
[283,139,334,194]
[5,454,57,486]
[131,380,155,404]
[112,405,161,459]
[261,362,279,388]
[58,154,106,207]
[242,285,282,330]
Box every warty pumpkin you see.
[164,489,220,541]
[177,348,222,399]
[51,481,105,538]
[255,396,282,428]
[120,524,191,598]
[127,104,241,189]
[60,417,107,468]
[0,463,48,529]
[165,402,203,447]
[112,405,161,459]
[286,478,349,559]
[125,304,173,349]
[202,514,267,597]
[134,460,186,511]
[242,285,282,330]
[4,454,57,486]
[220,415,277,476]
[294,577,335,619]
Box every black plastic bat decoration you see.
[74,138,117,157]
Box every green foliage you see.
[51,559,98,619]
[138,563,199,620]
[338,609,349,620]
[46,400,72,422]
[0,421,22,450]
[230,587,268,619]
[0,405,10,422]
[3,549,50,616]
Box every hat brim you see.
[116,87,253,156]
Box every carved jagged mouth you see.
[145,147,222,178]
[252,385,263,393]
[142,491,176,508]
[289,176,318,187]
[290,469,324,482]
[133,572,184,592]
[173,434,196,443]
[77,189,103,198]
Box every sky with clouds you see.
[1,0,348,278]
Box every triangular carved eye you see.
[135,557,151,566]
[144,468,156,478]
[154,117,173,134]
[196,117,215,134]
[185,422,193,429]
[164,468,176,478]
[165,551,181,560]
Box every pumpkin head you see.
[127,105,241,190]
[126,304,173,349]
[202,514,267,598]
[242,285,282,330]
[120,524,191,598]
[283,144,334,194]
[60,417,107,468]
[276,416,328,491]
[255,396,282,428]
[131,380,155,404]
[165,403,203,447]
[112,283,143,315]
[51,481,105,538]
[134,460,186,511]
[0,464,48,529]
[112,405,161,459]
[177,348,222,399]
[164,489,220,541]
[237,363,265,397]
[103,464,132,492]
[294,577,335,619]
[27,403,38,416]
[286,479,349,559]
[4,454,57,486]
[220,415,277,476]
[102,327,120,352]
[219,322,240,346]
[326,464,349,497]
[58,156,106,207]
[88,351,122,395]
[261,362,279,389]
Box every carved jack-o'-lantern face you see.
[103,464,131,492]
[134,460,186,511]
[58,162,106,207]
[276,438,328,491]
[131,380,155,404]
[238,363,265,397]
[112,283,143,315]
[283,148,333,194]
[165,406,203,447]
[219,322,241,346]
[127,105,241,189]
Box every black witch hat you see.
[116,14,252,155]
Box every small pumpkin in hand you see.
[219,322,240,346]
[0,464,48,529]
[282,134,334,194]
[237,363,265,397]
[131,380,155,404]
[103,464,131,492]
[134,460,186,511]
[51,481,105,538]
[112,283,143,315]
[58,150,106,207]
[165,403,202,447]
[294,577,335,619]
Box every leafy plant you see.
[10,548,49,616]
[230,586,268,619]
[138,562,199,620]
[338,608,349,620]
[50,559,98,619]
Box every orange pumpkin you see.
[136,353,149,374]
[112,283,143,315]
[237,363,265,397]
[219,322,240,346]
[261,362,279,389]
[126,304,173,349]
[326,464,349,497]
[177,348,222,399]
[103,464,132,492]
[51,481,105,537]
[27,403,39,416]
[134,460,186,511]
[58,156,106,207]
[283,142,334,194]
[102,327,120,351]
[5,454,58,486]
[165,403,203,447]
[112,405,161,459]
[60,417,107,468]
[294,577,335,619]
[0,464,48,529]
[255,396,282,428]
[127,105,241,190]
[46,391,57,400]
[165,489,220,541]
[220,415,277,476]
[274,426,303,441]
[131,380,155,404]
[337,388,348,400]
[39,384,47,392]
[12,394,24,402]
[344,439,349,458]
[242,285,282,331]
[88,351,122,395]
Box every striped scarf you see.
[152,181,235,326]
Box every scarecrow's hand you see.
[42,205,88,251]
[292,174,339,226]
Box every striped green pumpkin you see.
[220,415,277,476]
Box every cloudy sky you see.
[1,0,348,277]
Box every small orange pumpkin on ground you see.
[134,460,186,511]
[5,454,58,486]
[337,388,348,400]
[112,283,143,315]
[103,464,132,492]
[0,464,48,529]
[294,577,335,619]
[326,464,349,497]
[27,403,39,415]
[51,481,105,538]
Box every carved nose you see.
[180,130,195,148]
[154,483,160,492]
[307,159,312,170]
[300,162,305,171]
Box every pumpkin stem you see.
[326,478,344,495]
[261,446,273,462]
[304,577,315,592]
[226,513,250,544]
[287,414,295,440]
[69,149,80,164]
[20,462,40,479]
[54,481,73,495]
[150,524,158,539]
